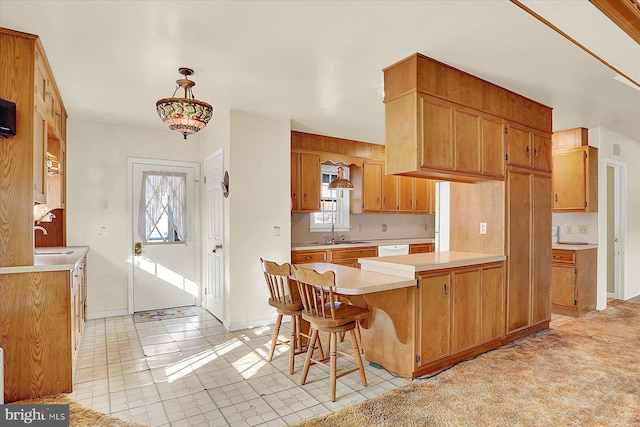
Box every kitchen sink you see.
[35,250,74,255]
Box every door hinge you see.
[417,282,420,289]
[584,152,588,159]
[584,201,587,208]
[415,354,420,363]
[204,288,207,295]
[505,127,509,134]
[574,299,577,306]
[204,176,207,184]
[505,154,509,161]
[574,268,577,275]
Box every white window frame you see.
[309,164,350,232]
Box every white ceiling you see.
[1,0,638,145]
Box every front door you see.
[129,158,200,312]
[203,149,225,321]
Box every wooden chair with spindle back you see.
[291,265,369,402]
[260,258,319,374]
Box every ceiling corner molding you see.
[589,0,640,45]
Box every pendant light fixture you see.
[156,67,213,140]
[328,163,354,190]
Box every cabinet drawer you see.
[409,243,434,254]
[330,247,378,261]
[292,250,327,264]
[552,250,575,264]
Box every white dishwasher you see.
[377,244,409,257]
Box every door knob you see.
[212,244,223,253]
[134,242,142,256]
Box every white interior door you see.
[130,159,200,312]
[203,149,224,321]
[606,162,625,299]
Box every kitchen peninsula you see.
[357,251,505,378]
[297,251,506,378]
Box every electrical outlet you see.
[566,225,573,234]
[382,224,387,232]
[480,222,487,235]
[578,225,588,234]
[273,226,280,236]
[98,226,108,237]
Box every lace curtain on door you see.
[137,171,187,243]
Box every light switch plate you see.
[480,222,487,235]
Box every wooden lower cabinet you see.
[362,262,505,377]
[551,248,597,316]
[0,255,87,403]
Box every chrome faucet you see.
[34,225,48,235]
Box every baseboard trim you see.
[87,309,129,320]
[224,315,281,332]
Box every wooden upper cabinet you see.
[454,109,481,173]
[362,161,382,213]
[552,146,598,212]
[398,176,414,212]
[420,96,454,170]
[481,117,505,177]
[33,103,47,204]
[506,124,551,172]
[384,53,550,183]
[552,127,588,151]
[382,173,398,212]
[291,151,320,212]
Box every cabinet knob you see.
[534,148,538,158]
[526,146,530,157]
[443,283,448,297]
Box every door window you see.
[137,171,187,243]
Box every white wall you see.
[592,127,640,308]
[67,118,202,317]
[199,110,291,329]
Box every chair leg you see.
[267,313,283,361]
[354,320,364,354]
[301,328,318,385]
[350,329,367,387]
[295,315,303,352]
[289,315,296,374]
[330,332,338,402]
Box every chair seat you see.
[268,297,304,313]
[301,304,368,329]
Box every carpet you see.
[7,394,144,427]
[294,297,640,427]
[133,306,198,322]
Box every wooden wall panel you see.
[0,29,37,267]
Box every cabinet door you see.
[454,109,481,173]
[506,124,532,169]
[300,153,321,211]
[507,170,531,333]
[420,96,453,170]
[419,273,451,365]
[291,152,300,210]
[481,117,505,177]
[382,173,398,212]
[532,133,552,172]
[33,104,47,203]
[480,265,505,343]
[551,265,575,308]
[553,149,586,210]
[531,175,552,324]
[413,178,429,213]
[398,176,414,212]
[362,162,382,212]
[451,269,480,353]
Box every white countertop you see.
[552,243,598,251]
[291,237,435,251]
[0,246,89,274]
[358,251,506,279]
[294,262,416,295]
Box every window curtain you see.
[137,171,187,242]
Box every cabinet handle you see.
[534,148,538,158]
[292,192,297,201]
[303,193,307,201]
[555,194,558,202]
[526,146,530,158]
[304,256,312,260]
[443,283,448,297]
[376,197,380,205]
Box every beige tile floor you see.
[70,308,576,426]
[69,308,408,426]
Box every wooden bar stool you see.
[260,258,321,374]
[292,265,369,402]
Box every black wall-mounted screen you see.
[0,98,17,138]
